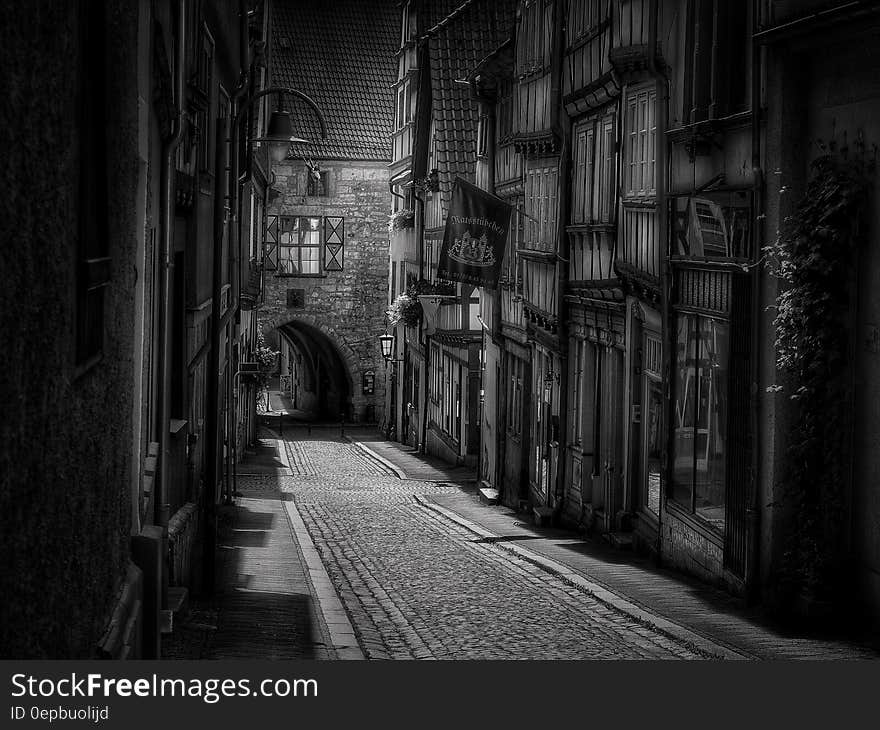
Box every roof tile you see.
[271,0,398,161]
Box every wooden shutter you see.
[324,216,344,271]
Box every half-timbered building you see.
[387,0,515,466]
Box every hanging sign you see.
[437,177,511,289]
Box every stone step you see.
[605,532,634,551]
[160,586,189,635]
[478,484,499,505]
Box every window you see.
[431,342,442,403]
[476,112,490,158]
[401,1,412,46]
[506,356,525,437]
[395,77,412,131]
[571,111,616,225]
[76,0,109,366]
[306,169,328,197]
[390,262,397,306]
[571,339,584,445]
[524,164,558,251]
[624,86,656,198]
[685,0,749,123]
[671,315,728,533]
[517,0,550,76]
[278,216,321,275]
[196,25,214,172]
[572,123,594,225]
[567,0,608,44]
[497,80,515,142]
[671,191,752,260]
[504,193,524,285]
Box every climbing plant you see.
[765,136,873,607]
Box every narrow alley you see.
[6,0,880,681]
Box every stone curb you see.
[413,494,754,661]
[344,437,408,480]
[282,500,366,660]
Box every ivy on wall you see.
[765,136,874,607]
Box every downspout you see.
[747,0,765,603]
[646,0,670,563]
[550,0,570,522]
[228,0,256,504]
[156,0,189,594]
[415,187,430,455]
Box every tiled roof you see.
[425,0,516,211]
[270,0,397,161]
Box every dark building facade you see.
[0,0,272,658]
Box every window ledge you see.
[665,499,724,545]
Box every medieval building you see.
[387,0,880,622]
[260,0,396,425]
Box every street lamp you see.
[253,107,311,163]
[379,332,395,361]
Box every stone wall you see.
[261,159,390,423]
[660,509,726,588]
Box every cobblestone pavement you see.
[277,429,719,660]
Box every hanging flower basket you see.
[388,208,415,233]
[386,292,422,328]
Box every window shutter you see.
[264,214,278,271]
[324,216,344,271]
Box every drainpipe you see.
[549,0,570,523]
[646,0,670,563]
[156,0,188,603]
[413,187,431,454]
[204,0,252,594]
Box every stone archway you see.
[262,310,385,425]
[266,313,365,422]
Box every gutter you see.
[647,0,670,564]
[203,0,253,594]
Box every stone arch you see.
[266,312,362,421]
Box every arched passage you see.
[276,319,354,422]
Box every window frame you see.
[623,84,657,200]
[524,162,559,251]
[395,77,412,132]
[276,215,323,277]
[517,0,551,77]
[669,313,729,534]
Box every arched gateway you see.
[264,313,381,424]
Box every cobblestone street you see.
[258,428,718,660]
